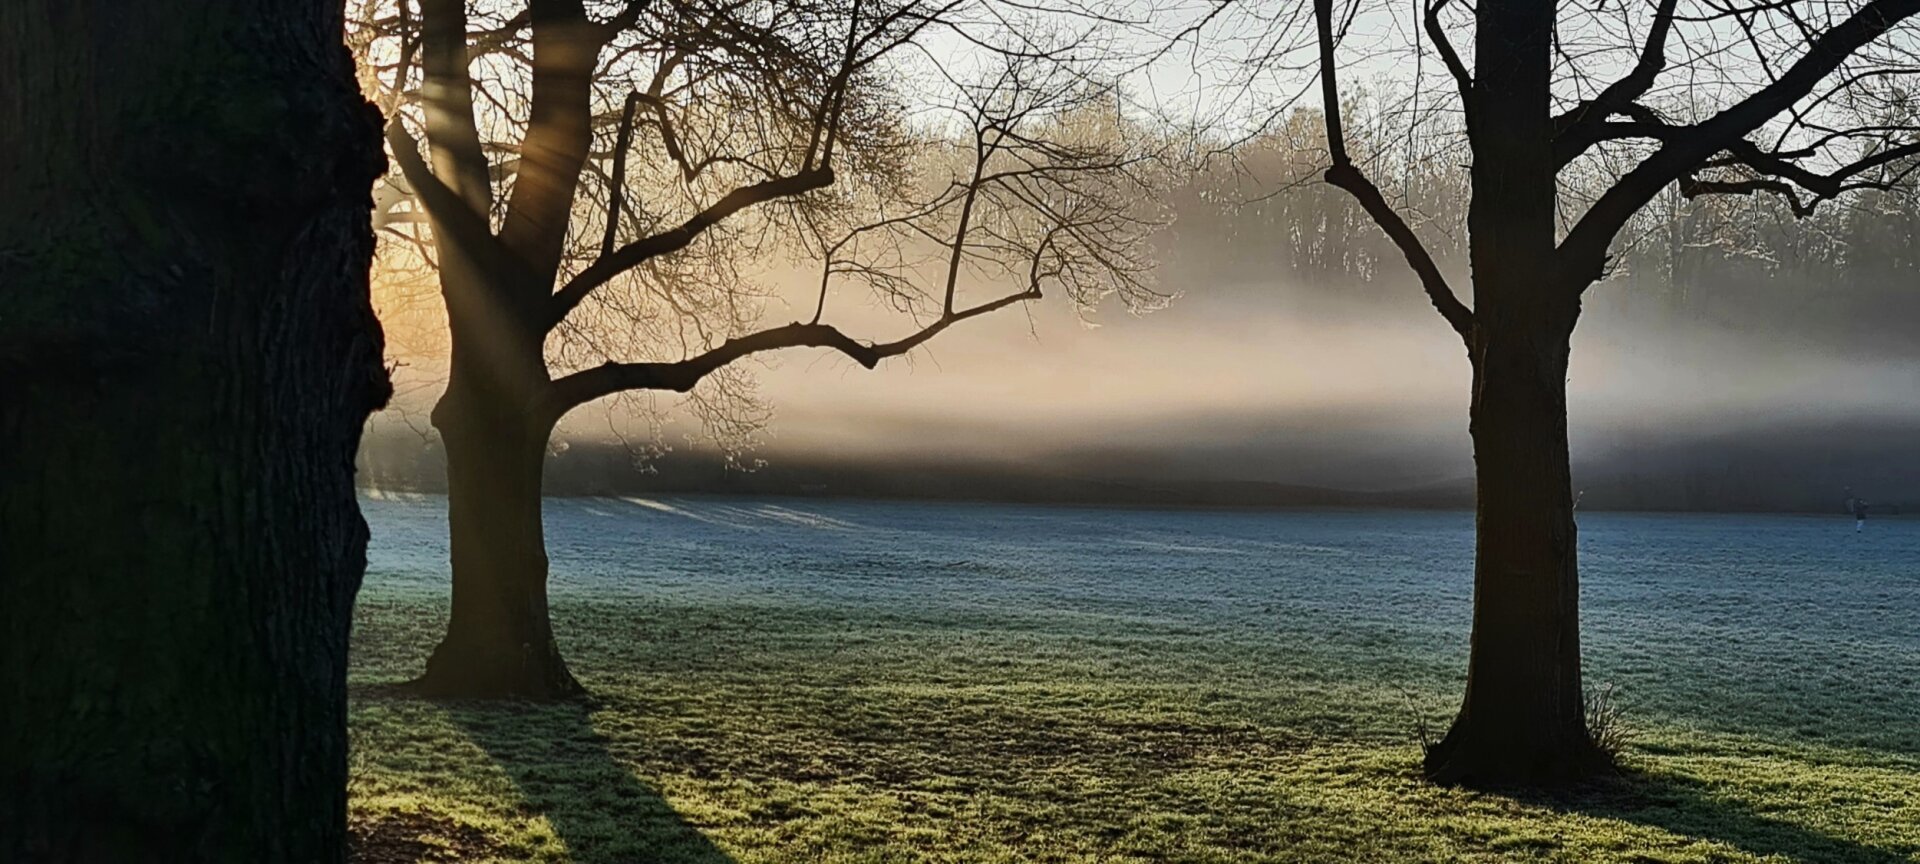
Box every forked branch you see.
[540,286,1040,420]
[548,167,836,328]
[544,47,1157,425]
[1424,0,1472,110]
[1315,0,1473,342]
[1682,138,1920,215]
[1552,0,1679,164]
[1561,0,1920,285]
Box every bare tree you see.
[1,0,388,858]
[352,0,1163,698]
[1197,0,1920,786]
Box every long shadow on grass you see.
[1527,771,1915,864]
[444,700,735,864]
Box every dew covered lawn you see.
[348,496,1920,863]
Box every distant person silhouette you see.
[1852,496,1870,533]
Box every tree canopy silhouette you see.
[350,0,1165,698]
[1178,0,1920,785]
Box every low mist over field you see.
[363,221,1920,512]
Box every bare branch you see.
[497,0,600,279]
[549,167,837,328]
[387,115,552,328]
[598,0,650,41]
[1424,0,1472,109]
[1315,0,1473,342]
[600,91,640,258]
[419,0,492,216]
[385,119,499,264]
[541,285,1038,419]
[1561,0,1920,287]
[1552,0,1678,164]
[1683,138,1920,214]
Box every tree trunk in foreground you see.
[0,1,389,860]
[413,364,582,700]
[1414,0,1609,788]
[1423,302,1610,786]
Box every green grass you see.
[347,591,1920,863]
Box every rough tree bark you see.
[0,1,389,860]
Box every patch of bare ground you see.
[349,811,500,864]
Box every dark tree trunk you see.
[395,0,602,701]
[415,396,580,699]
[1423,301,1610,786]
[0,1,388,860]
[411,298,581,700]
[1419,0,1611,787]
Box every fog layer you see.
[363,168,1920,513]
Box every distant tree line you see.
[1164,102,1920,354]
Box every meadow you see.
[347,495,1920,863]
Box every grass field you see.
[346,496,1920,863]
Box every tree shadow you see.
[1518,769,1916,864]
[439,698,736,864]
